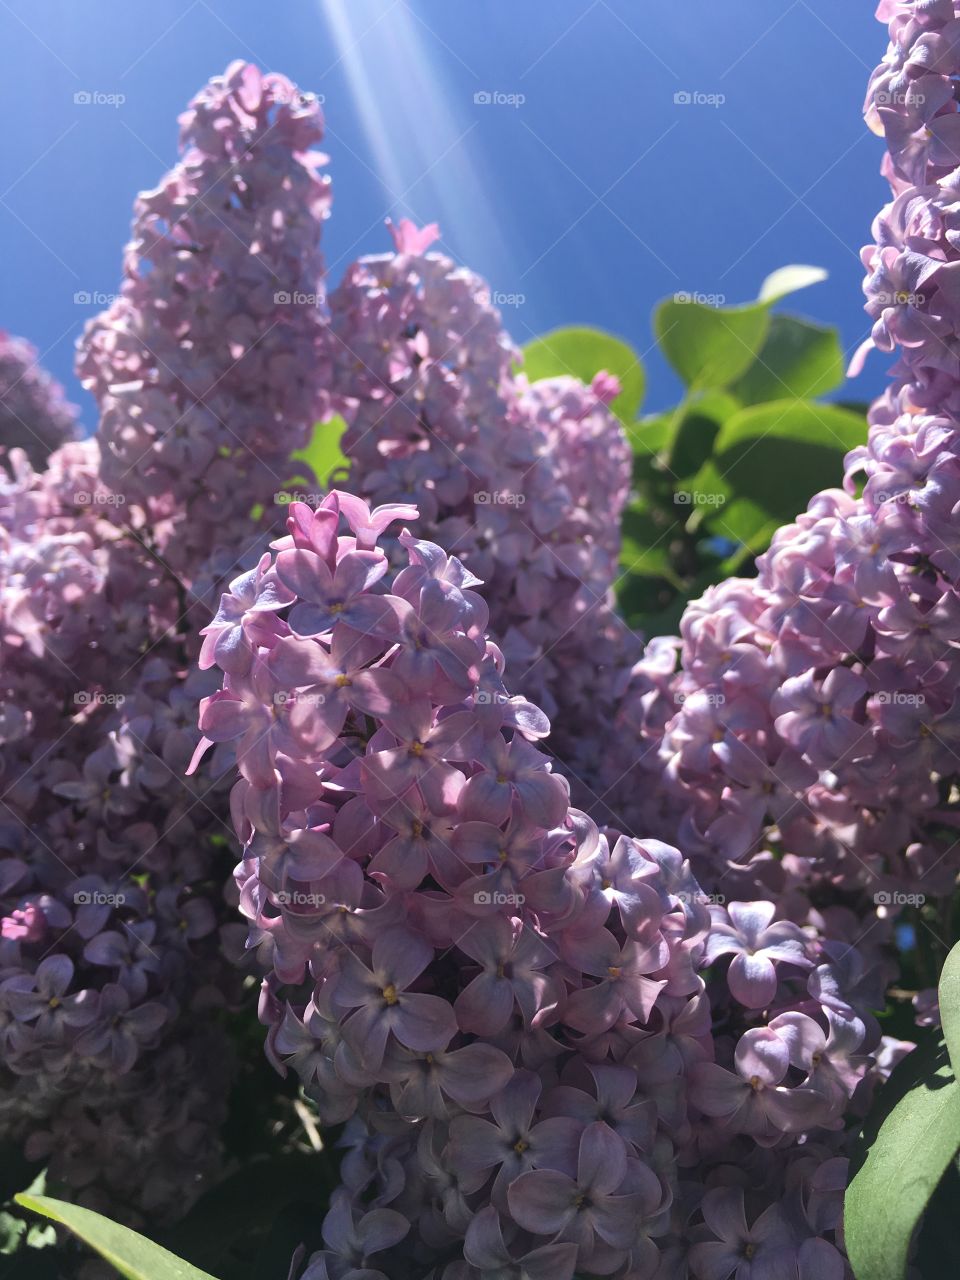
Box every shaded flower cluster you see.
[0,438,237,1222]
[0,329,79,469]
[202,494,867,1279]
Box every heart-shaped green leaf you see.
[654,264,829,392]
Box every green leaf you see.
[695,400,866,538]
[14,1195,218,1280]
[846,1039,960,1280]
[731,315,845,405]
[654,298,770,391]
[939,939,960,1078]
[758,263,828,303]
[291,413,349,490]
[619,508,681,586]
[163,1152,339,1280]
[654,264,829,392]
[663,391,739,479]
[520,327,645,424]
[914,1163,960,1278]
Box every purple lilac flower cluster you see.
[0,437,236,1221]
[76,60,332,577]
[597,0,960,937]
[0,330,79,468]
[330,220,639,797]
[201,494,867,1279]
[0,61,337,1224]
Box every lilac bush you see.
[4,4,958,1274]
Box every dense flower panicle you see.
[0,58,339,1225]
[0,436,239,1222]
[201,493,863,1279]
[0,330,79,468]
[329,225,640,798]
[76,59,333,575]
[0,23,935,1274]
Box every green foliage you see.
[291,412,349,489]
[15,1144,340,1280]
[845,1039,960,1280]
[520,326,645,424]
[655,297,771,391]
[584,263,868,633]
[731,314,844,404]
[845,941,960,1280]
[15,1194,219,1280]
[163,1152,338,1280]
[691,400,865,545]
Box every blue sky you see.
[0,0,890,429]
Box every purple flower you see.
[454,918,560,1034]
[277,547,398,639]
[460,734,569,829]
[463,1207,578,1280]
[74,983,167,1074]
[508,1122,652,1255]
[689,1187,796,1280]
[2,956,97,1039]
[334,927,456,1070]
[703,902,810,1009]
[447,1070,582,1201]
[320,1188,409,1269]
[691,1027,828,1145]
